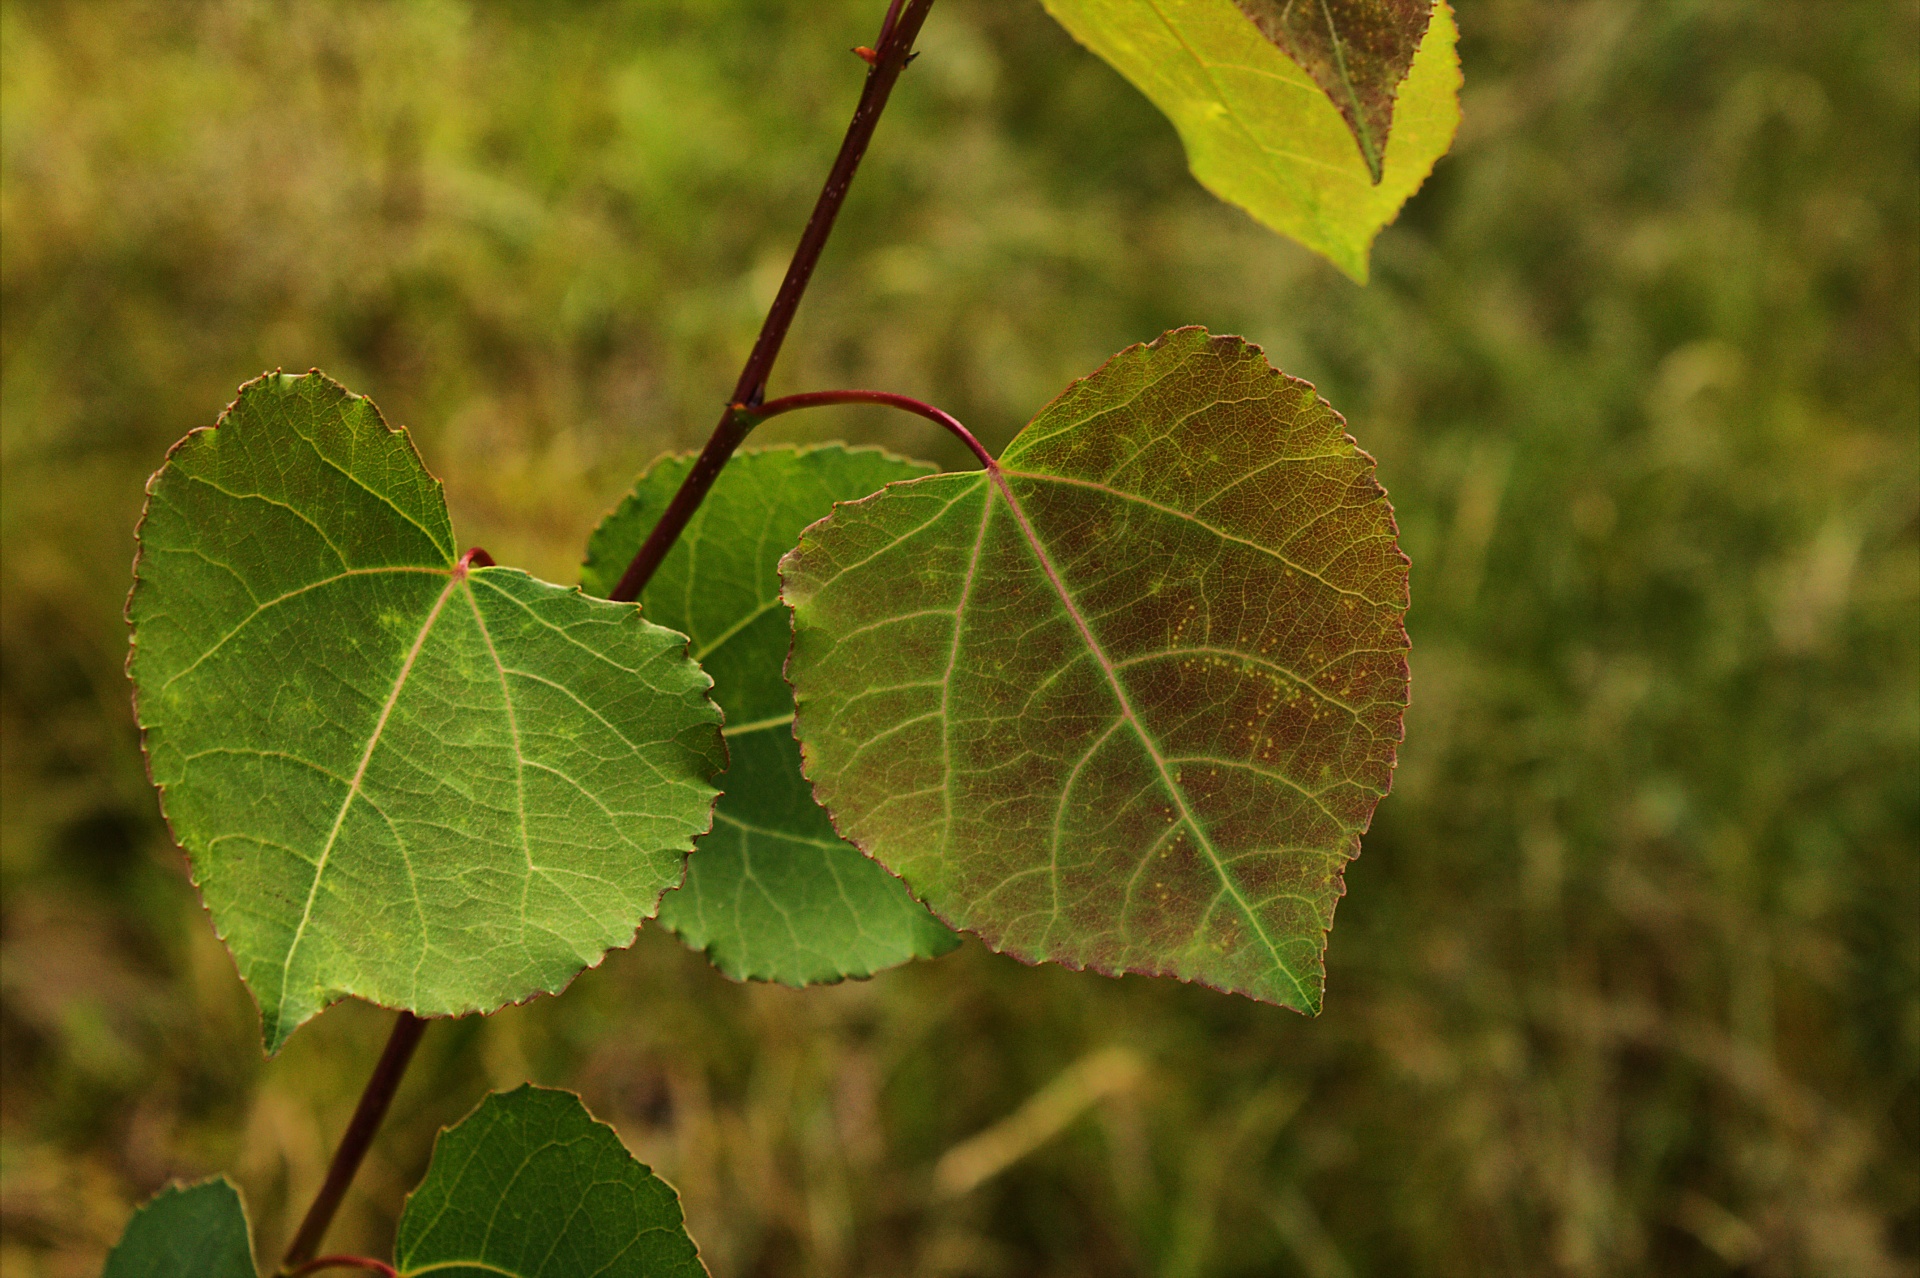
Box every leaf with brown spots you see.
[1234,0,1436,182]
[1038,0,1459,279]
[780,328,1409,1011]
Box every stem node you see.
[607,0,937,604]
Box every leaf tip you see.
[105,1176,256,1278]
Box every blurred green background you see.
[2,1,1915,1274]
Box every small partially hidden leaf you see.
[102,1094,707,1277]
[1039,0,1460,280]
[129,372,723,1052]
[1233,0,1436,182]
[782,328,1409,1013]
[396,1085,706,1277]
[104,1179,256,1278]
[585,447,959,986]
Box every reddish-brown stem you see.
[278,1013,428,1274]
[273,8,937,1265]
[876,0,907,46]
[288,1258,399,1278]
[607,0,936,604]
[746,389,996,470]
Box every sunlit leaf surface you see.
[585,447,959,985]
[1039,0,1460,280]
[396,1086,706,1278]
[129,373,723,1051]
[782,329,1409,1011]
[103,1180,255,1278]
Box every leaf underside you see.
[1233,0,1436,183]
[1038,0,1460,281]
[129,373,723,1052]
[782,328,1410,1012]
[585,447,959,986]
[395,1086,707,1278]
[103,1180,256,1278]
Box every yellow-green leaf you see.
[1232,0,1436,183]
[1040,0,1461,280]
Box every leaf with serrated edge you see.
[129,372,723,1052]
[585,447,959,986]
[781,329,1409,1012]
[1233,0,1435,183]
[104,1180,257,1278]
[395,1085,706,1278]
[1040,0,1459,281]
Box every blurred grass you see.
[1,0,1915,1275]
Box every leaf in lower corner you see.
[104,1179,256,1278]
[1039,0,1460,281]
[781,329,1410,1013]
[128,372,724,1053]
[1233,0,1436,183]
[585,447,960,986]
[395,1086,706,1278]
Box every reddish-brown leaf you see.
[780,329,1410,1011]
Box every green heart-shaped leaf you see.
[781,329,1409,1011]
[1039,0,1460,281]
[104,1180,256,1278]
[396,1086,706,1277]
[130,372,723,1052]
[585,447,959,985]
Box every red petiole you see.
[288,1257,399,1277]
[741,390,996,470]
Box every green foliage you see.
[129,373,724,1051]
[396,1086,706,1278]
[4,1,1914,1275]
[1039,0,1460,280]
[103,1091,704,1277]
[584,448,959,984]
[782,329,1408,1011]
[102,1180,255,1278]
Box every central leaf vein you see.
[988,468,1307,1004]
[464,578,538,935]
[277,568,461,1019]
